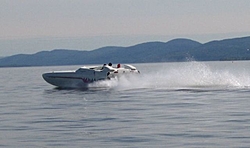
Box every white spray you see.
[89,62,250,90]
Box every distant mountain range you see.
[1,36,250,67]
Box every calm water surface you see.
[1,61,250,147]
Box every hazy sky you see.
[1,0,250,56]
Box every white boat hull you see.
[42,64,139,88]
[42,72,95,88]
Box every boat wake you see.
[88,62,250,91]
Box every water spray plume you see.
[89,62,250,90]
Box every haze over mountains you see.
[0,36,250,67]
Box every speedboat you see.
[42,64,140,88]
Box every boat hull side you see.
[42,72,93,88]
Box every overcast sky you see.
[1,0,250,56]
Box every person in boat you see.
[101,64,106,70]
[117,63,121,68]
[108,63,112,67]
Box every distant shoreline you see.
[0,36,250,68]
[1,59,250,68]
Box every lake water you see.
[1,61,250,147]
